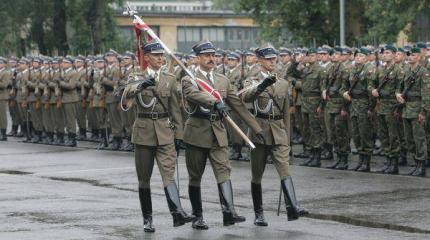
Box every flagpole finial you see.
[123,2,137,16]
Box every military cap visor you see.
[410,47,421,54]
[0,57,7,64]
[227,52,240,60]
[384,45,397,53]
[192,41,216,55]
[62,58,73,64]
[143,42,165,54]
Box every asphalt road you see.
[0,138,429,240]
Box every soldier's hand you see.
[340,110,349,120]
[316,106,323,116]
[322,90,328,101]
[343,92,352,102]
[255,132,266,145]
[367,110,374,121]
[257,75,276,92]
[371,89,379,97]
[396,93,405,104]
[418,113,426,125]
[137,77,155,91]
[214,101,227,115]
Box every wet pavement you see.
[0,138,429,240]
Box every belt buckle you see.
[210,114,217,121]
[268,114,274,120]
[151,112,158,120]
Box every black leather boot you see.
[98,129,109,149]
[31,131,41,143]
[326,153,341,169]
[351,154,364,171]
[218,180,245,226]
[110,137,121,150]
[188,185,208,230]
[0,129,7,141]
[64,133,77,147]
[357,155,371,172]
[321,144,334,160]
[55,132,65,146]
[89,129,98,141]
[308,148,321,167]
[251,182,268,226]
[77,128,87,141]
[294,144,311,158]
[385,157,399,174]
[138,187,155,232]
[164,183,193,227]
[46,132,54,145]
[335,154,349,170]
[16,125,24,137]
[399,151,408,166]
[7,125,17,136]
[299,148,314,166]
[229,144,241,160]
[377,156,391,173]
[411,161,426,177]
[281,177,309,221]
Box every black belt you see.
[137,112,169,119]
[303,92,320,97]
[256,113,283,120]
[191,112,221,121]
[406,96,421,102]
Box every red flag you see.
[133,21,153,70]
[195,79,222,102]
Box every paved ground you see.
[0,138,429,240]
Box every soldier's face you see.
[215,55,222,65]
[18,63,27,70]
[52,63,59,69]
[62,62,72,69]
[355,54,366,64]
[320,53,330,62]
[395,52,405,62]
[227,58,238,68]
[32,62,40,68]
[74,61,84,68]
[383,50,394,62]
[95,61,104,69]
[409,53,420,64]
[259,57,277,72]
[197,53,216,71]
[308,53,317,63]
[144,53,164,70]
[332,53,341,62]
[8,61,17,68]
[122,58,132,66]
[281,55,291,64]
[246,55,257,65]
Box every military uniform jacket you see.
[322,62,348,113]
[102,64,121,104]
[226,65,242,91]
[59,67,79,104]
[39,67,50,104]
[340,63,373,117]
[396,65,430,119]
[26,68,42,103]
[368,62,400,115]
[75,67,87,100]
[131,69,183,146]
[182,69,262,149]
[241,71,290,146]
[16,69,29,103]
[0,68,11,100]
[48,69,60,104]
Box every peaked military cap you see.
[143,42,164,54]
[384,44,397,53]
[255,44,278,59]
[227,51,240,60]
[192,40,216,55]
[279,47,292,56]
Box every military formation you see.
[1,40,430,232]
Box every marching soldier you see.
[0,57,11,140]
[39,57,53,144]
[341,48,374,172]
[90,56,108,147]
[59,57,79,147]
[104,50,123,150]
[125,42,192,232]
[240,45,308,226]
[181,41,263,229]
[396,46,429,177]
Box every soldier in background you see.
[0,57,11,140]
[26,57,43,143]
[39,57,53,144]
[7,57,22,137]
[91,56,108,148]
[16,57,31,142]
[118,51,135,151]
[74,55,88,141]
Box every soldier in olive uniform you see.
[369,45,402,174]
[181,41,263,229]
[396,47,429,177]
[59,57,79,147]
[50,58,66,145]
[341,48,374,172]
[323,47,351,169]
[39,58,53,144]
[104,51,123,150]
[7,57,22,137]
[288,48,325,167]
[125,42,192,232]
[74,56,88,140]
[240,45,308,226]
[0,57,11,140]
[16,58,31,141]
[27,57,43,143]
[118,51,136,151]
[90,56,108,147]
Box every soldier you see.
[341,48,374,172]
[0,57,11,140]
[124,42,192,232]
[181,41,263,229]
[51,57,66,145]
[240,45,308,226]
[324,47,351,169]
[118,51,135,151]
[396,47,429,177]
[104,50,123,150]
[59,57,79,147]
[39,57,53,144]
[288,48,325,167]
[27,57,43,143]
[84,56,97,141]
[16,58,31,142]
[90,56,108,147]
[369,45,402,174]
[74,55,88,141]
[7,57,22,137]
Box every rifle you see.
[240,51,245,90]
[34,68,42,109]
[123,3,256,149]
[56,68,63,108]
[222,52,226,76]
[43,68,51,110]
[394,66,421,116]
[326,62,342,100]
[8,70,18,108]
[375,64,396,97]
[21,68,29,109]
[89,69,95,108]
[100,64,107,108]
[81,66,88,109]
